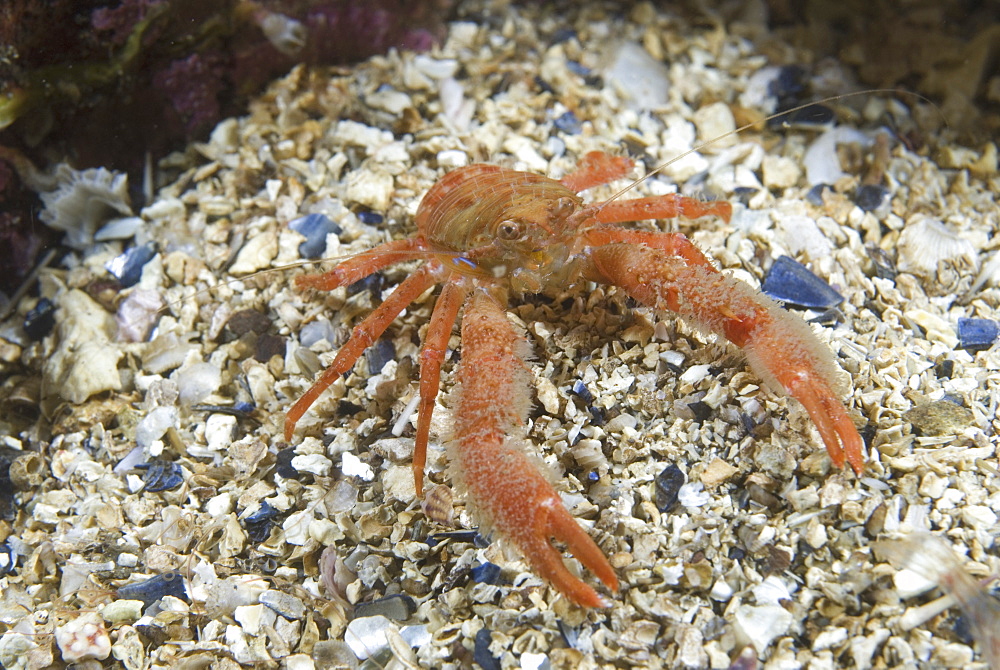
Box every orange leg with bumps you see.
[451,290,618,607]
[560,151,634,192]
[588,242,864,474]
[592,194,733,225]
[412,278,469,496]
[584,228,717,270]
[294,238,428,291]
[284,263,441,441]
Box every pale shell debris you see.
[896,214,979,279]
[55,613,112,663]
[38,165,133,249]
[2,3,998,670]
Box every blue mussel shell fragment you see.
[244,501,282,542]
[470,562,503,585]
[289,213,341,259]
[106,242,158,288]
[135,461,184,492]
[117,570,188,605]
[23,298,56,340]
[554,110,582,134]
[474,628,501,670]
[762,256,844,310]
[957,318,998,351]
[356,211,383,225]
[855,183,890,212]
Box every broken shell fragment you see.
[854,183,890,212]
[106,242,157,288]
[655,464,686,512]
[44,289,122,404]
[8,452,46,489]
[353,594,417,621]
[761,256,843,310]
[38,165,133,249]
[289,213,341,259]
[896,214,978,279]
[55,613,112,662]
[135,461,184,492]
[956,317,998,351]
[3,376,42,421]
[23,298,56,340]
[116,571,188,606]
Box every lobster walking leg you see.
[451,290,618,607]
[294,238,427,291]
[559,151,634,191]
[413,279,468,496]
[284,265,440,441]
[588,243,864,474]
[592,194,733,225]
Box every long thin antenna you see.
[597,89,936,209]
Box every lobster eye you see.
[497,219,523,241]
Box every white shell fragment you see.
[896,214,979,279]
[291,453,333,477]
[37,165,133,249]
[43,289,122,404]
[345,169,394,211]
[116,288,164,343]
[259,589,306,620]
[204,413,237,451]
[341,452,375,481]
[94,215,144,241]
[803,127,872,185]
[693,101,737,147]
[173,362,222,406]
[345,615,397,660]
[229,227,278,275]
[55,613,112,663]
[734,604,793,652]
[677,482,711,507]
[602,42,670,110]
[135,406,178,450]
[102,600,145,623]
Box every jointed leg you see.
[588,243,864,474]
[413,278,469,496]
[560,151,634,192]
[592,194,732,224]
[584,227,718,270]
[284,265,440,441]
[295,238,427,291]
[451,291,618,607]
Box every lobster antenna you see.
[600,88,938,207]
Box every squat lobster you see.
[284,151,865,608]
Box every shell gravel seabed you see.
[2,2,999,669]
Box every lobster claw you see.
[523,497,620,608]
[452,290,618,607]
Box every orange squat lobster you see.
[284,151,865,608]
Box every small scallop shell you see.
[896,214,978,278]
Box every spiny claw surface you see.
[589,243,865,475]
[449,442,619,608]
[783,372,865,474]
[534,498,620,607]
[451,290,618,607]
